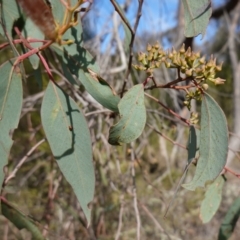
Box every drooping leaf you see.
[187,125,197,164]
[108,84,146,145]
[0,0,20,37]
[24,18,44,69]
[51,26,120,112]
[200,175,225,223]
[164,126,198,216]
[32,67,43,89]
[111,0,132,54]
[0,60,23,193]
[2,199,45,240]
[181,0,212,37]
[218,197,240,240]
[182,93,228,191]
[41,81,95,225]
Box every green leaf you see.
[181,0,212,37]
[2,199,45,240]
[24,18,44,69]
[218,197,240,240]
[111,0,132,54]
[0,0,20,37]
[187,125,197,164]
[50,0,78,28]
[0,60,22,193]
[41,81,95,225]
[32,67,43,89]
[51,27,120,112]
[108,84,146,145]
[200,175,225,223]
[182,93,228,191]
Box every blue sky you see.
[86,0,227,50]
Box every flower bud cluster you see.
[189,112,199,125]
[133,43,225,86]
[133,42,166,75]
[184,89,202,109]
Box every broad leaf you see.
[2,199,45,240]
[50,0,78,28]
[0,0,20,37]
[200,175,225,223]
[108,84,146,145]
[182,93,228,191]
[182,0,212,37]
[0,61,22,193]
[218,197,240,240]
[24,18,44,69]
[41,81,95,225]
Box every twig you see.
[130,142,141,240]
[147,124,187,149]
[139,201,172,240]
[111,0,144,97]
[144,76,193,91]
[4,139,46,185]
[224,166,240,179]
[115,195,124,240]
[145,93,190,125]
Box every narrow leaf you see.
[200,175,225,223]
[218,197,240,240]
[0,61,22,193]
[108,84,146,145]
[2,199,45,240]
[164,126,198,216]
[52,30,120,112]
[182,0,212,37]
[187,125,197,164]
[0,0,19,37]
[41,81,95,225]
[182,93,228,191]
[24,18,44,69]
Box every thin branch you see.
[139,201,172,240]
[4,139,46,185]
[117,0,144,97]
[115,195,124,240]
[223,166,240,179]
[145,93,190,125]
[130,142,141,240]
[147,124,187,149]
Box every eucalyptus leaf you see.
[0,0,20,37]
[0,60,22,195]
[218,197,240,240]
[2,200,45,240]
[51,26,120,112]
[108,84,146,145]
[182,93,228,191]
[41,81,95,225]
[200,175,225,223]
[187,125,197,164]
[182,0,212,37]
[24,18,44,69]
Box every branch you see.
[4,139,46,185]
[130,142,141,240]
